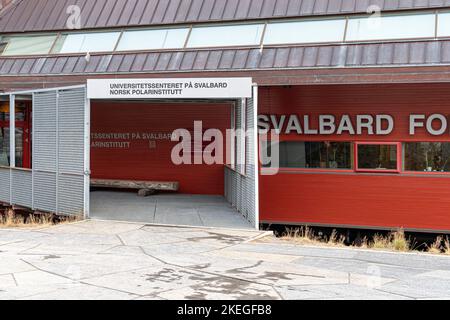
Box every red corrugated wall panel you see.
[91,101,231,195]
[259,84,450,231]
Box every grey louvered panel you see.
[33,133,57,172]
[33,91,57,131]
[0,167,10,203]
[58,88,85,174]
[57,174,84,216]
[11,170,32,208]
[224,95,257,228]
[33,171,56,213]
[245,96,256,225]
[33,91,57,172]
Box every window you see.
[356,142,400,173]
[117,28,189,51]
[0,102,9,166]
[346,13,436,41]
[1,35,57,56]
[404,142,450,172]
[187,24,264,48]
[262,141,352,169]
[0,101,31,168]
[264,19,346,45]
[56,32,120,53]
[438,12,450,37]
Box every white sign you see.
[87,78,253,99]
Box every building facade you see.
[2,0,450,232]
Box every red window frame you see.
[354,141,402,174]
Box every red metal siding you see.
[91,101,231,195]
[259,84,450,232]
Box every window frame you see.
[259,138,355,173]
[354,141,402,174]
[345,10,438,43]
[56,31,122,54]
[263,16,348,46]
[402,141,450,175]
[186,22,266,49]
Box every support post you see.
[9,94,15,168]
[83,90,91,219]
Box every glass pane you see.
[187,24,264,48]
[438,12,450,37]
[59,32,120,53]
[404,142,450,172]
[0,42,7,55]
[265,141,352,169]
[0,102,27,121]
[346,13,435,41]
[0,127,10,166]
[0,102,8,121]
[15,102,27,121]
[264,19,346,45]
[358,144,398,170]
[1,35,56,56]
[117,28,189,51]
[15,128,23,168]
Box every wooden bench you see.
[90,179,179,197]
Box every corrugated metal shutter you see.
[33,91,57,172]
[0,167,10,203]
[33,171,57,212]
[11,170,32,207]
[57,88,86,215]
[32,87,87,216]
[224,95,258,229]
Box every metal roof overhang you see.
[2,0,450,34]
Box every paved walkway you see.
[1,220,450,300]
[90,191,253,229]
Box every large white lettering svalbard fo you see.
[259,114,450,136]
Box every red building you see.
[2,0,450,233]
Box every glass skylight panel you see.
[187,24,264,48]
[263,19,346,45]
[438,12,450,37]
[58,32,120,53]
[116,28,189,51]
[346,13,436,41]
[1,35,57,56]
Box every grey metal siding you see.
[224,96,257,228]
[11,169,32,207]
[0,167,10,203]
[33,171,57,212]
[30,87,86,216]
[58,88,85,174]
[33,91,57,172]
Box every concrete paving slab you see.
[90,191,253,229]
[1,220,449,300]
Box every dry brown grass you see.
[371,229,410,252]
[444,237,450,256]
[272,226,450,256]
[427,236,443,254]
[281,227,346,247]
[0,209,77,229]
